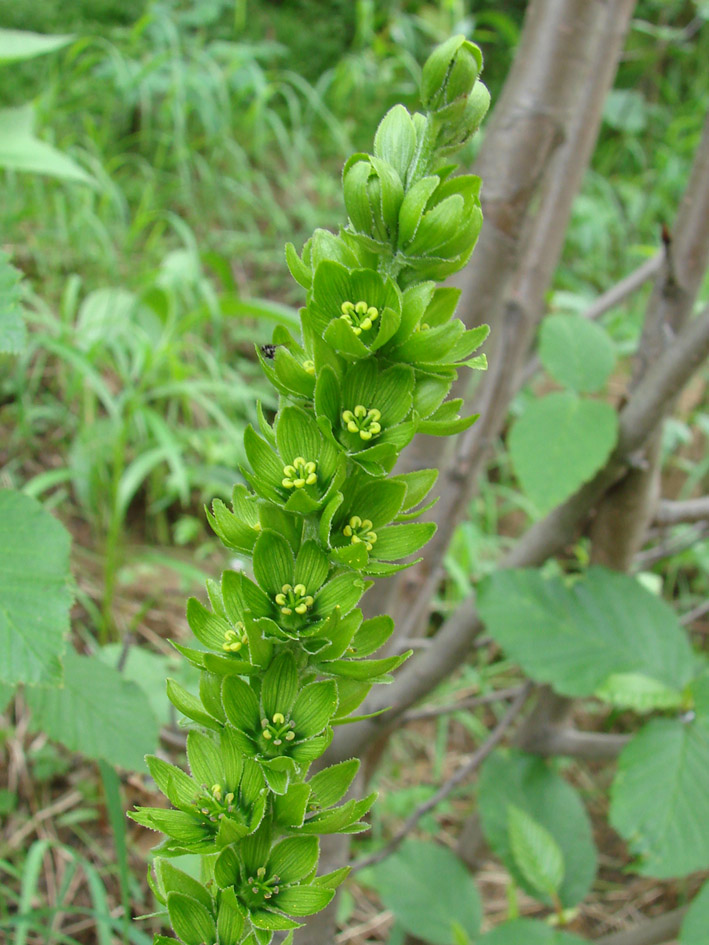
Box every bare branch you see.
[401,686,527,723]
[594,907,687,945]
[654,496,709,525]
[681,598,709,626]
[520,726,630,760]
[350,684,532,873]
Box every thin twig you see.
[634,522,709,568]
[401,686,526,723]
[680,598,709,626]
[654,495,709,525]
[521,727,630,760]
[350,683,532,872]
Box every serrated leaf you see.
[372,840,481,945]
[0,491,73,685]
[509,392,618,513]
[25,650,159,769]
[610,717,709,878]
[539,315,616,393]
[477,567,695,698]
[477,750,596,908]
[507,804,565,899]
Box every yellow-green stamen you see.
[342,404,382,441]
[261,713,297,747]
[222,622,248,653]
[282,456,317,490]
[340,300,380,336]
[343,515,378,551]
[274,582,314,616]
[302,359,315,374]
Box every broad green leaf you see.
[507,805,564,900]
[680,880,709,945]
[478,919,589,945]
[610,717,709,878]
[477,568,695,698]
[372,840,481,945]
[25,650,160,770]
[0,250,26,353]
[0,105,93,183]
[167,891,216,945]
[0,491,73,686]
[595,672,684,713]
[539,315,616,393]
[0,680,14,712]
[508,392,618,513]
[0,29,73,61]
[477,750,596,908]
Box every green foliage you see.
[508,393,618,514]
[24,649,160,770]
[0,490,73,686]
[680,879,709,945]
[478,919,589,945]
[477,750,596,909]
[477,567,695,698]
[0,250,26,353]
[538,316,616,393]
[610,714,709,878]
[371,839,482,945]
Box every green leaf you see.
[0,250,26,353]
[269,836,319,885]
[167,892,216,945]
[610,717,709,878]
[0,29,73,61]
[307,759,360,808]
[274,885,334,916]
[680,880,709,945]
[595,672,684,713]
[477,750,596,908]
[0,490,73,685]
[25,650,159,770]
[508,392,618,513]
[372,840,481,945]
[507,805,565,900]
[477,567,695,697]
[539,315,616,393]
[216,887,245,945]
[166,678,221,731]
[0,105,93,182]
[373,522,436,560]
[478,919,589,945]
[292,680,338,736]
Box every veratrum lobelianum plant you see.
[130,36,491,945]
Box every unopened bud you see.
[421,36,482,119]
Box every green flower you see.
[315,357,416,476]
[320,473,436,576]
[214,828,336,933]
[222,651,339,793]
[272,757,376,835]
[303,262,402,361]
[257,325,318,401]
[243,405,345,514]
[129,728,266,853]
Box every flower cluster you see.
[133,35,490,945]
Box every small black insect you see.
[260,343,280,359]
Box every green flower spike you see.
[315,357,417,475]
[302,261,402,361]
[130,728,266,853]
[222,651,339,793]
[243,405,345,514]
[214,827,337,933]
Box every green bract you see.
[137,36,490,945]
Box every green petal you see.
[314,572,365,617]
[424,285,461,326]
[307,758,360,809]
[186,730,223,787]
[290,730,333,762]
[390,468,439,511]
[186,597,233,651]
[294,540,330,593]
[146,756,196,809]
[220,726,244,790]
[273,348,316,398]
[322,651,409,681]
[241,820,273,876]
[324,317,372,360]
[341,358,378,412]
[240,757,266,805]
[268,836,320,885]
[311,259,353,316]
[372,521,436,560]
[214,845,239,888]
[292,680,338,737]
[342,477,407,530]
[222,571,271,621]
[274,885,334,916]
[216,887,245,945]
[314,364,341,430]
[207,498,259,556]
[273,783,311,830]
[167,679,221,731]
[131,808,209,843]
[275,406,323,467]
[350,615,395,657]
[262,650,299,719]
[418,411,479,436]
[413,374,451,418]
[376,363,415,425]
[253,529,295,597]
[156,860,213,912]
[243,426,284,489]
[167,892,216,945]
[222,677,261,734]
[249,910,302,931]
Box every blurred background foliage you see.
[1,1,709,942]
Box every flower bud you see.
[435,80,491,155]
[421,35,482,118]
[343,155,404,244]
